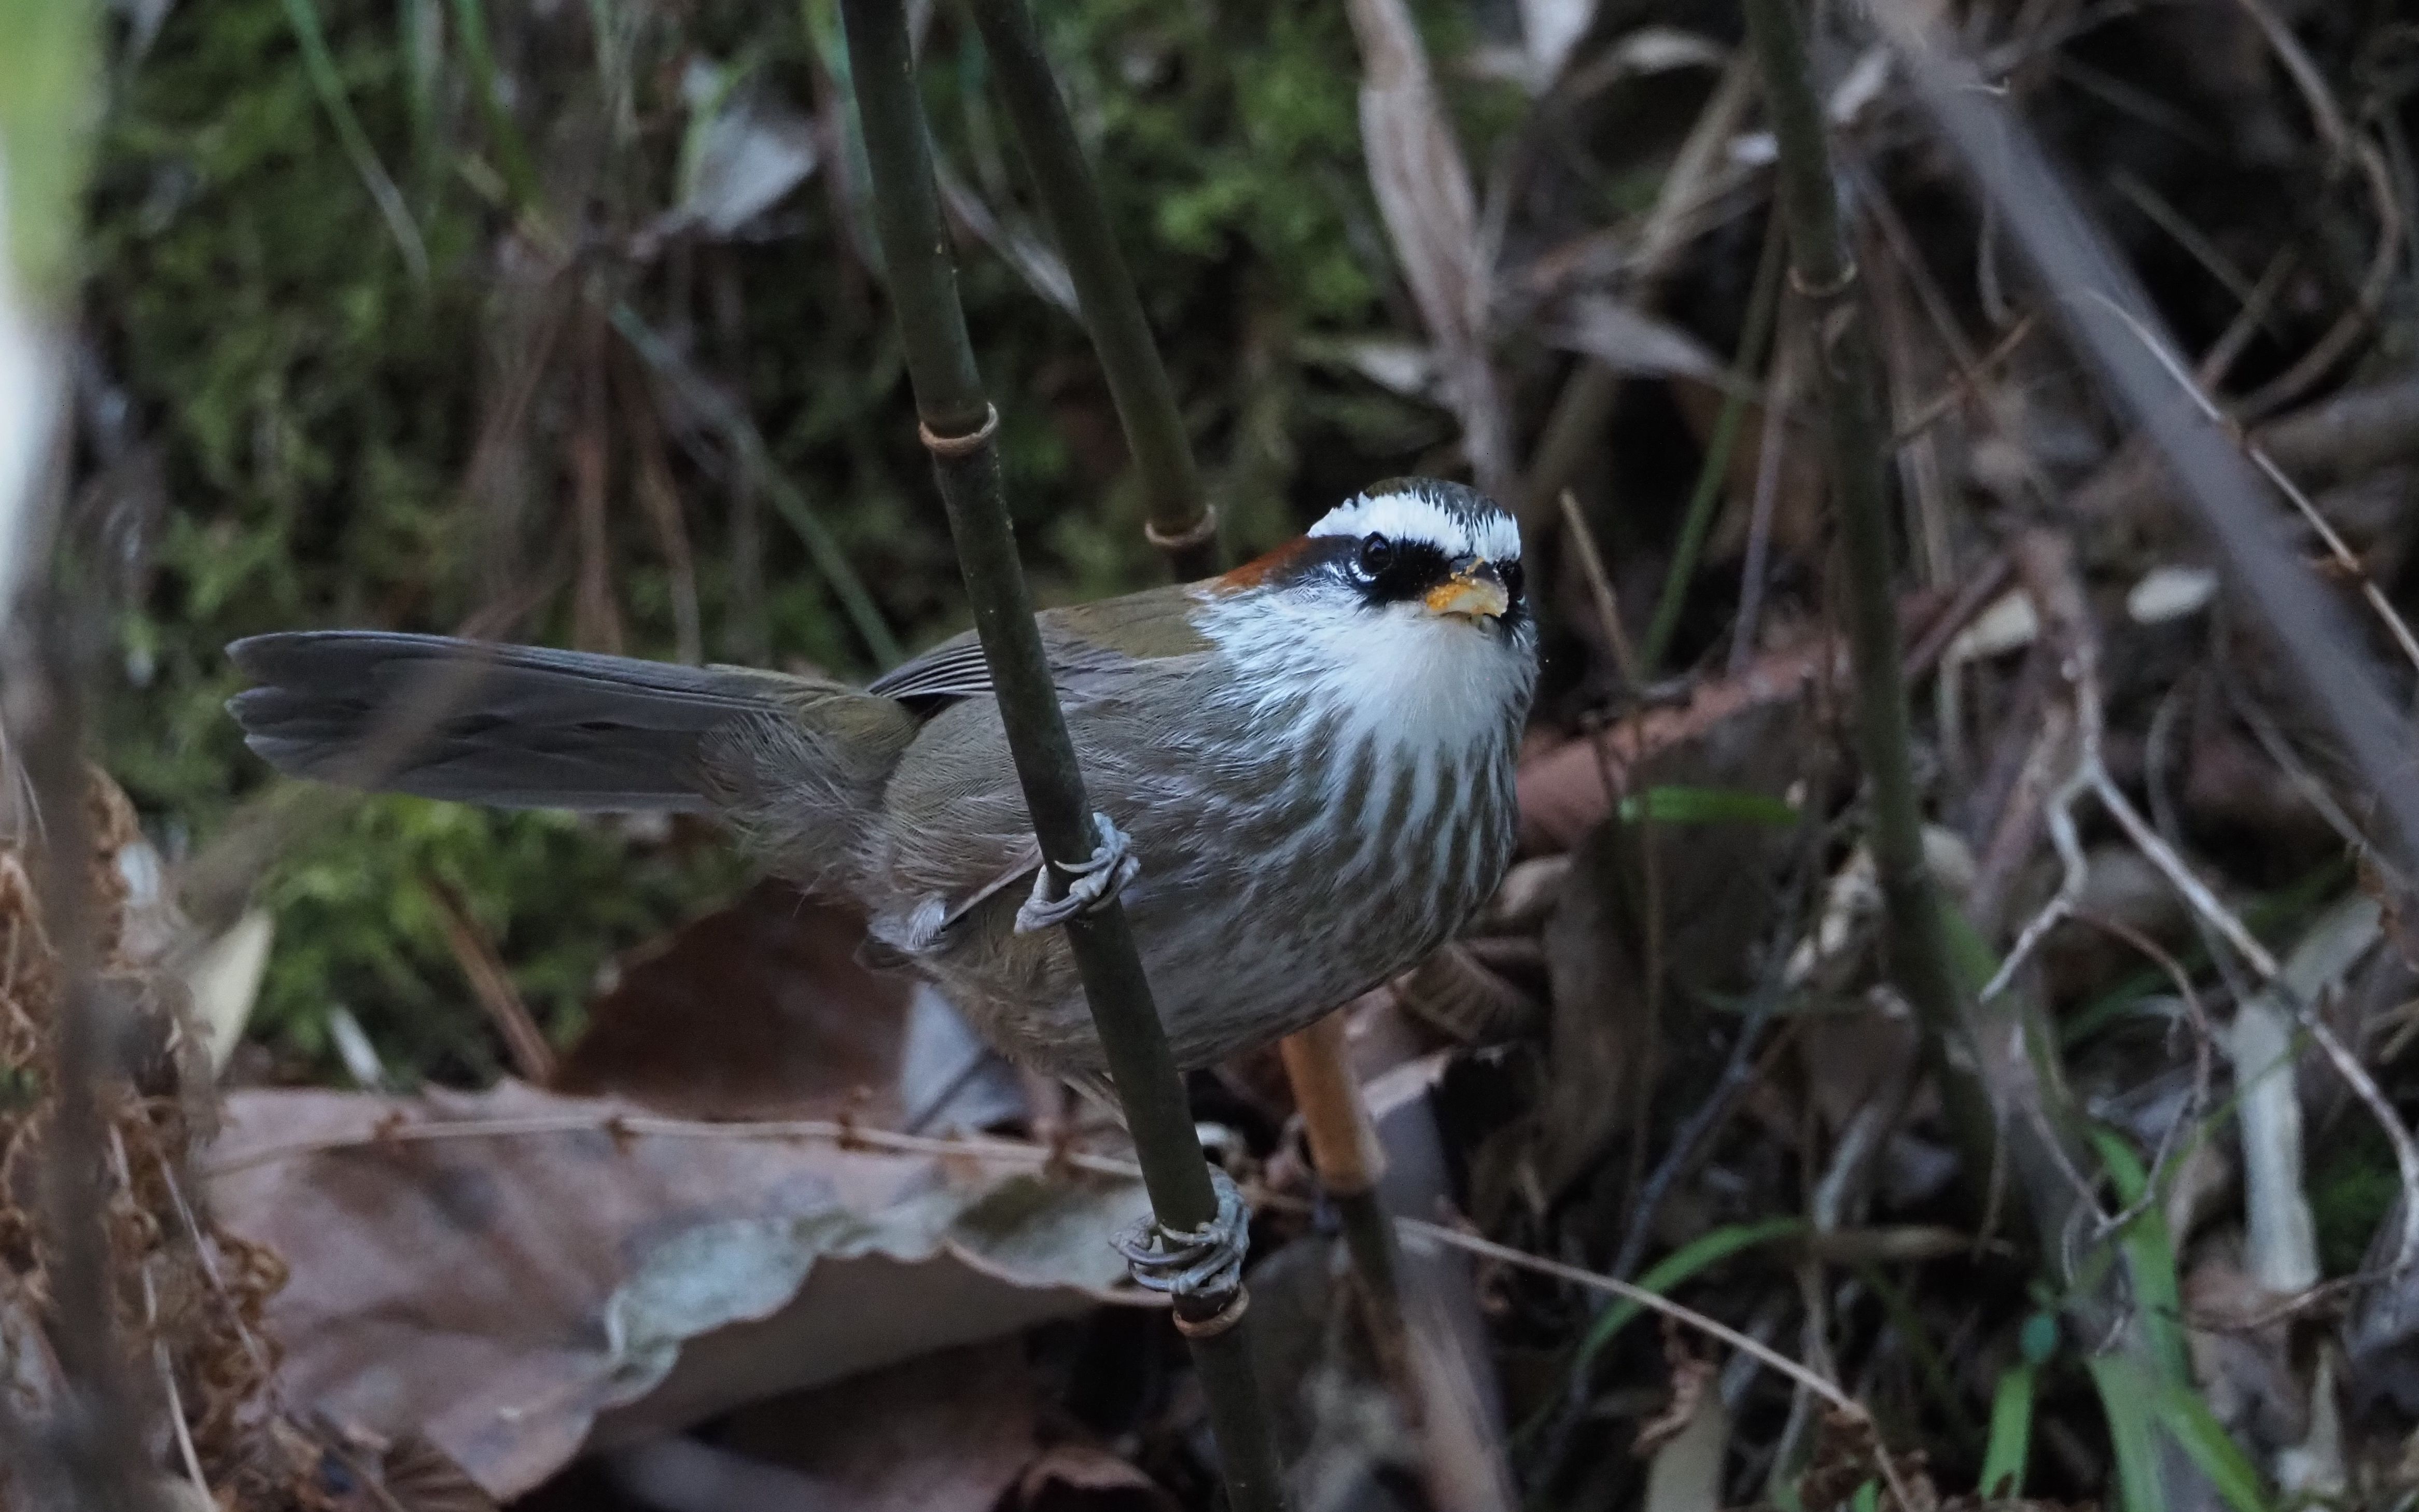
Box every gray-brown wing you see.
[866,634,993,702]
[866,585,1215,708]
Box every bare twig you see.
[425,876,556,1084]
[206,1105,1151,1181]
[1728,326,1800,675]
[1558,489,1641,685]
[1400,1219,1922,1511]
[2225,0,2403,420]
[2069,374,2419,523]
[1869,3,2419,884]
[2098,302,2419,674]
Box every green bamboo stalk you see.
[959,0,1218,581]
[1736,0,1997,1177]
[960,0,1427,1409]
[835,3,1285,1505]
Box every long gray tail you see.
[228,631,819,812]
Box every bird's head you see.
[1212,478,1529,635]
[1198,479,1536,740]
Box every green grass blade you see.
[1979,1363,2035,1499]
[2155,1382,2272,1512]
[2089,1355,2172,1512]
[1569,1218,1806,1377]
[1620,786,1799,827]
[446,0,542,212]
[279,0,431,283]
[2089,1128,2192,1384]
[609,302,903,667]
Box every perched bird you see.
[228,477,1537,1089]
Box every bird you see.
[226,477,1537,1091]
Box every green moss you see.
[2311,1114,2400,1277]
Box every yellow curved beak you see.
[1423,559,1510,620]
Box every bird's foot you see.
[1013,813,1140,933]
[1116,1164,1251,1311]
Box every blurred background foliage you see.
[86,0,1523,1080]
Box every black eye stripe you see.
[1349,539,1451,604]
[1285,533,1525,606]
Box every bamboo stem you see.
[1737,0,1998,1178]
[961,0,1218,581]
[836,4,1284,1505]
[962,0,1424,1432]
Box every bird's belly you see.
[922,739,1517,1081]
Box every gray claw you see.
[1014,813,1141,934]
[1115,1165,1250,1301]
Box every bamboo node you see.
[1174,1286,1251,1338]
[1787,257,1860,301]
[918,403,1001,458]
[1143,504,1220,552]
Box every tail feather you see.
[227,631,839,814]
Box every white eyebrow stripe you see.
[1308,489,1522,562]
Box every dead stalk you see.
[1401,1218,1923,1512]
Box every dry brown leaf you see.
[1538,824,1645,1196]
[552,880,1020,1131]
[703,1341,1051,1512]
[1798,1006,1922,1141]
[1547,297,1726,382]
[376,1435,504,1512]
[1635,1345,1723,1512]
[209,1080,1150,1497]
[1394,942,1543,1044]
[1017,1441,1179,1510]
[1346,0,1515,496]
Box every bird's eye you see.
[1357,534,1395,577]
[1502,560,1525,600]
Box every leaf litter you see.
[42,0,2419,1506]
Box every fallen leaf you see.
[209,1081,1151,1497]
[1394,942,1542,1044]
[377,1435,503,1512]
[712,1341,1048,1512]
[1018,1442,1179,1510]
[553,880,1024,1133]
[1638,1351,1726,1512]
[1544,297,1726,382]
[661,69,821,239]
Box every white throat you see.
[1194,588,1533,762]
